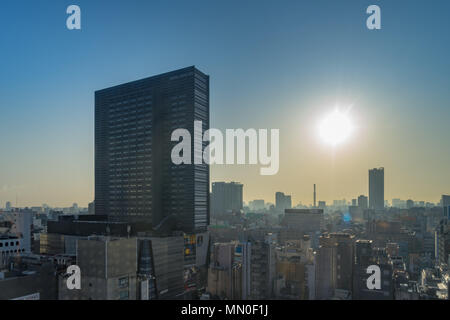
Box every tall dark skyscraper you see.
[369,167,384,210]
[95,66,209,232]
[211,182,243,215]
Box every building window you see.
[119,290,129,300]
[118,277,129,288]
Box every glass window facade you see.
[95,66,210,232]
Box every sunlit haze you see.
[319,109,354,146]
[0,0,449,207]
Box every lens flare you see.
[319,110,353,146]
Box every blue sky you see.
[0,0,449,206]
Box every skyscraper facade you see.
[275,192,292,212]
[95,66,210,233]
[357,195,368,209]
[369,167,384,210]
[315,235,337,299]
[442,195,450,219]
[211,182,243,215]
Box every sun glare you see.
[319,109,353,146]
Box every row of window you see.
[109,125,152,135]
[108,94,152,106]
[109,161,151,167]
[169,72,194,81]
[108,170,152,176]
[109,105,152,118]
[110,92,152,101]
[109,132,152,138]
[109,140,151,146]
[108,120,151,129]
[0,248,25,253]
[0,241,19,247]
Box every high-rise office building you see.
[95,66,209,233]
[281,209,323,233]
[442,195,450,219]
[353,240,373,299]
[249,199,265,211]
[352,240,393,300]
[330,233,354,292]
[59,237,138,300]
[369,168,384,210]
[211,182,243,215]
[275,192,292,212]
[207,242,237,299]
[315,233,354,299]
[357,195,368,209]
[234,241,252,300]
[137,236,185,300]
[392,198,406,209]
[249,237,276,300]
[318,201,326,209]
[315,235,337,300]
[406,199,414,209]
[435,219,450,265]
[11,210,32,253]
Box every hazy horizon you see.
[1,0,449,207]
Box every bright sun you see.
[319,110,353,146]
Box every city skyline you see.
[1,0,450,207]
[1,0,450,304]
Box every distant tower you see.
[314,184,316,208]
[369,168,384,210]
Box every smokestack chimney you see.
[314,184,316,208]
